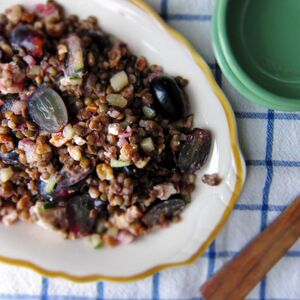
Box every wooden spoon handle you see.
[201,196,300,300]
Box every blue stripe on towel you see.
[259,110,275,300]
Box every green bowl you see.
[213,0,300,111]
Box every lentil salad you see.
[0,1,213,247]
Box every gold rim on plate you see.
[0,0,245,283]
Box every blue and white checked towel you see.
[1,0,300,299]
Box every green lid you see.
[213,0,300,111]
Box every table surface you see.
[1,0,300,299]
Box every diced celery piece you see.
[44,175,57,194]
[140,137,155,153]
[110,71,129,92]
[110,159,132,168]
[107,94,128,108]
[142,106,156,119]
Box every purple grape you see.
[28,86,68,133]
[11,25,45,59]
[142,198,186,227]
[178,128,212,173]
[150,75,187,121]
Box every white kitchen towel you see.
[1,0,300,299]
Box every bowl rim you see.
[212,9,295,111]
[0,0,246,283]
[215,0,300,111]
[212,15,268,108]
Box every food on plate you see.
[0,1,212,247]
[202,173,221,186]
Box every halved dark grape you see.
[0,150,20,166]
[28,86,68,133]
[150,75,187,121]
[1,99,27,115]
[178,128,212,173]
[11,24,45,59]
[67,194,96,235]
[56,163,95,190]
[142,198,186,227]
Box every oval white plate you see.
[0,0,246,282]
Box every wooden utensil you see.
[201,195,300,300]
